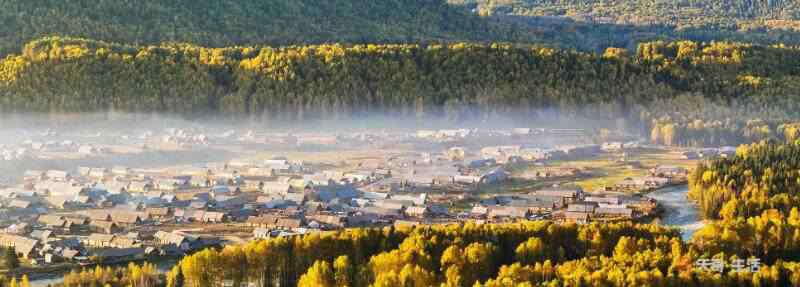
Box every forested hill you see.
[455,0,800,26]
[8,0,800,56]
[3,37,800,120]
[5,37,800,147]
[449,0,800,50]
[0,0,526,57]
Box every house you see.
[114,213,143,226]
[214,195,248,209]
[102,181,129,194]
[36,181,84,196]
[391,194,427,206]
[155,179,185,191]
[0,234,39,259]
[4,223,32,235]
[283,193,306,205]
[227,159,254,169]
[455,175,482,185]
[374,199,411,211]
[405,206,430,218]
[616,178,645,190]
[303,174,331,186]
[154,231,192,251]
[344,171,373,183]
[210,185,240,196]
[64,216,89,230]
[246,215,280,228]
[481,167,509,184]
[127,181,153,193]
[61,249,80,261]
[584,196,621,205]
[46,170,71,181]
[488,206,530,219]
[84,233,116,248]
[362,191,390,200]
[110,236,138,248]
[145,207,172,219]
[651,165,688,179]
[111,166,131,176]
[83,210,113,222]
[90,221,122,234]
[567,203,597,213]
[313,185,358,203]
[359,206,403,219]
[262,182,293,195]
[0,188,14,198]
[201,211,226,223]
[557,144,601,158]
[306,214,347,228]
[92,248,145,263]
[38,215,68,229]
[470,205,490,217]
[506,197,557,212]
[535,187,583,203]
[595,207,634,218]
[8,199,32,209]
[276,218,303,230]
[256,196,289,209]
[247,167,274,177]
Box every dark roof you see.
[567,203,597,213]
[93,247,145,258]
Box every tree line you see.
[689,140,800,219]
[61,262,159,287]
[4,37,800,146]
[153,221,800,287]
[6,0,800,55]
[0,0,528,57]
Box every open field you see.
[511,147,700,193]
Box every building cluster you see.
[469,186,657,223]
[681,146,737,160]
[612,165,690,192]
[0,148,514,266]
[0,126,666,268]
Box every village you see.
[0,125,734,272]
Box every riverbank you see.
[20,257,180,287]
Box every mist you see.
[0,111,626,184]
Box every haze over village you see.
[0,113,724,279]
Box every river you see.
[647,185,704,241]
[29,258,179,287]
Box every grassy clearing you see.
[512,148,700,193]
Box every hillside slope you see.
[7,0,800,55]
[0,0,525,56]
[450,0,800,50]
[454,0,800,26]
